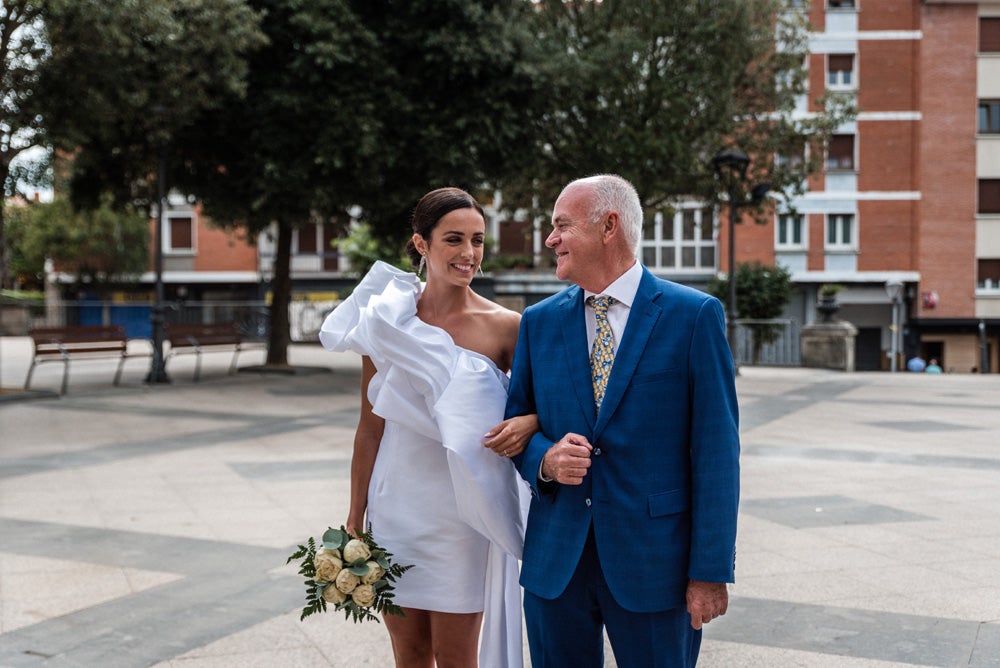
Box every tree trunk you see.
[0,184,8,290]
[266,219,293,366]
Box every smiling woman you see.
[316,185,538,668]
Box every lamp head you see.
[750,182,772,204]
[712,150,750,180]
[885,279,903,302]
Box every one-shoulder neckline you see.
[412,283,504,373]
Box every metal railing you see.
[732,318,801,367]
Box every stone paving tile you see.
[3,344,1000,666]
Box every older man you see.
[506,174,740,666]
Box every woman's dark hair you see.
[404,187,486,268]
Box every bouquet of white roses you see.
[287,526,412,623]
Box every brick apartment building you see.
[41,0,999,371]
[761,0,1000,373]
[485,0,1000,373]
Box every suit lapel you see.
[557,288,596,430]
[593,269,663,438]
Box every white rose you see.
[361,560,385,585]
[313,549,343,582]
[351,584,376,608]
[322,584,347,604]
[335,568,360,594]
[343,539,371,563]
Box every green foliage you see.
[4,197,149,289]
[819,283,844,298]
[482,254,533,271]
[500,0,854,214]
[708,261,794,363]
[169,0,540,363]
[36,0,267,212]
[287,525,413,624]
[333,224,406,278]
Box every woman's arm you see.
[347,356,385,535]
[483,414,539,458]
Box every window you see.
[979,179,1000,214]
[827,54,854,88]
[827,0,855,8]
[826,214,854,250]
[295,224,319,254]
[165,214,195,253]
[979,100,1000,134]
[826,134,855,170]
[776,140,806,170]
[776,213,805,249]
[641,206,715,271]
[981,17,1000,53]
[979,259,1000,290]
[785,0,806,8]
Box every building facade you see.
[39,0,1000,371]
[778,0,999,372]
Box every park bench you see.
[164,322,263,381]
[25,325,144,395]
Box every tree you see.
[502,0,853,216]
[1,1,48,289]
[35,0,265,213]
[708,261,794,364]
[5,196,149,290]
[175,0,543,365]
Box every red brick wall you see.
[859,41,917,111]
[857,200,916,271]
[807,213,826,270]
[858,120,917,192]
[860,0,918,31]
[808,53,827,113]
[193,216,257,271]
[916,3,977,317]
[146,206,258,272]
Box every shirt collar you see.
[584,260,642,308]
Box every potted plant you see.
[817,284,844,322]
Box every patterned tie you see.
[588,295,617,412]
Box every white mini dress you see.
[319,261,530,668]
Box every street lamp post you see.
[712,150,770,372]
[146,146,170,384]
[885,279,903,373]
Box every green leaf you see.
[322,527,346,550]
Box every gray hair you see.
[571,174,643,256]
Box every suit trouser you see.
[524,525,701,668]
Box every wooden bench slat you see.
[164,322,261,381]
[26,325,137,394]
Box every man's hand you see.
[686,580,728,630]
[540,433,592,485]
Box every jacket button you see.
[593,448,602,456]
[585,498,592,507]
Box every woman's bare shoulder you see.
[476,298,521,328]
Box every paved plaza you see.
[1,335,999,667]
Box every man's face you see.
[545,185,605,288]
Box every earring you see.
[417,255,426,277]
[477,264,485,277]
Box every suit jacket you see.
[505,266,740,612]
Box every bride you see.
[319,187,535,667]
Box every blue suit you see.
[505,266,740,663]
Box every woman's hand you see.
[483,414,539,459]
[345,512,365,537]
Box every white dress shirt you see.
[583,260,643,354]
